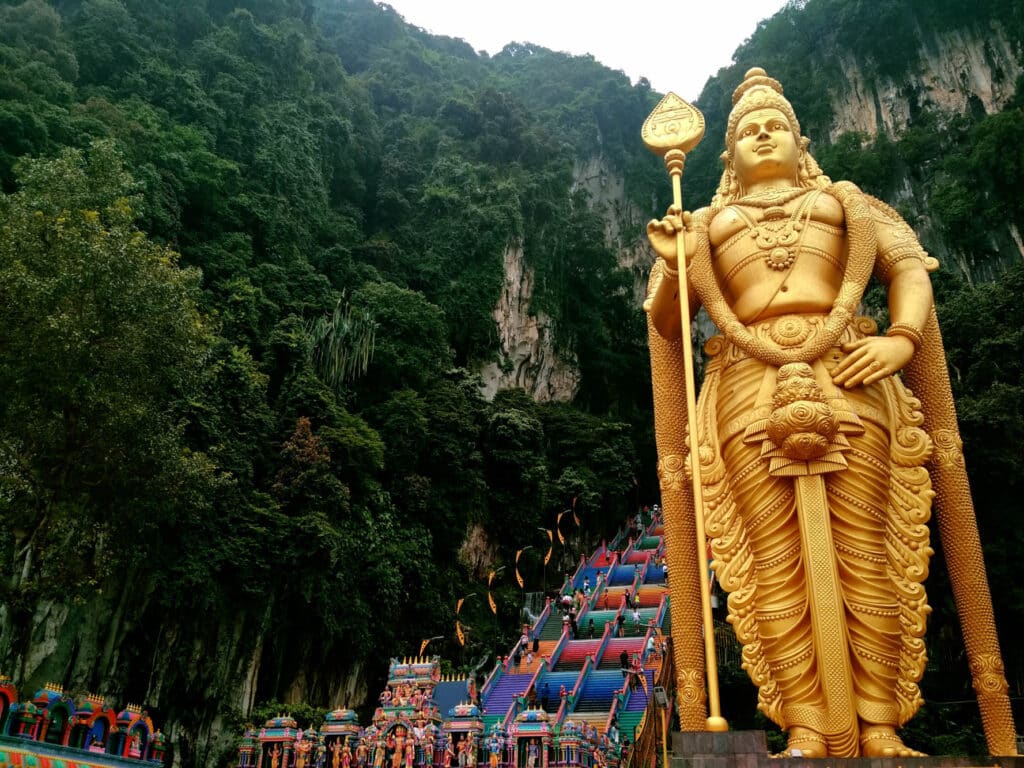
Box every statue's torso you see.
[708,190,845,324]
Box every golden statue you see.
[643,68,1015,757]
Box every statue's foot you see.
[786,726,827,758]
[860,725,926,758]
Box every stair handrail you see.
[575,594,592,627]
[569,652,591,701]
[654,593,669,631]
[608,523,627,552]
[501,653,548,731]
[592,617,614,667]
[569,554,588,591]
[531,597,553,641]
[546,623,570,669]
[588,541,608,567]
[587,573,602,610]
[604,681,625,740]
[620,534,636,565]
[480,659,503,702]
[628,562,643,600]
[591,558,616,608]
[555,653,593,726]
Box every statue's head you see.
[713,67,829,205]
[725,68,801,160]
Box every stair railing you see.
[593,619,613,668]
[555,653,592,726]
[654,594,669,632]
[546,622,570,669]
[480,659,503,702]
[532,597,553,639]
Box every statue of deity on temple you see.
[645,67,1015,757]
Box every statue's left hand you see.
[832,335,915,388]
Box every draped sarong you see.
[695,315,934,744]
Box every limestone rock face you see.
[829,23,1022,140]
[479,242,580,403]
[572,156,655,306]
[480,156,655,402]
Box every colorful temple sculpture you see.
[0,677,166,767]
[237,511,674,768]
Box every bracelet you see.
[660,261,678,280]
[885,322,923,349]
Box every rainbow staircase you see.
[479,509,675,750]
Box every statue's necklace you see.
[732,189,818,271]
[735,186,809,208]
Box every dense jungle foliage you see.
[0,1,665,763]
[0,0,1022,763]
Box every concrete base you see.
[671,731,767,768]
[670,731,1023,768]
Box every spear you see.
[641,93,727,732]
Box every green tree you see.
[0,140,212,613]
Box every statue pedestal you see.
[670,730,1024,768]
[671,730,767,768]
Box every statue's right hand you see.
[646,205,689,266]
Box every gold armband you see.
[885,322,923,350]
[875,242,926,283]
[660,260,678,280]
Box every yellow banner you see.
[456,620,465,646]
[488,592,497,614]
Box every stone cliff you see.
[480,156,655,402]
[829,23,1021,140]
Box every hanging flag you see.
[515,549,526,588]
[456,597,466,614]
[419,638,431,656]
[456,620,465,646]
[556,511,568,545]
[487,570,498,614]
[544,529,553,565]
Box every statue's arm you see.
[833,207,934,388]
[873,208,934,336]
[643,206,704,339]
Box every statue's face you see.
[731,107,799,188]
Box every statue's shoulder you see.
[858,191,940,276]
[705,205,739,245]
[811,190,844,225]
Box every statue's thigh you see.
[723,436,803,606]
[826,420,893,605]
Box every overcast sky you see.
[379,0,791,100]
